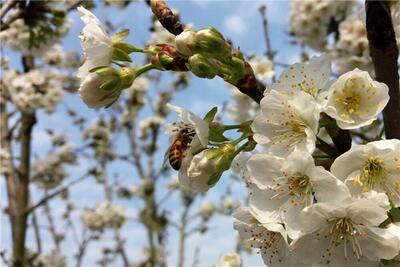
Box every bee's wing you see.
[163,146,171,169]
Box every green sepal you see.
[390,207,400,222]
[203,107,217,124]
[113,42,142,54]
[93,67,118,77]
[104,95,120,108]
[89,66,110,73]
[239,120,254,135]
[208,123,229,143]
[207,171,223,186]
[111,47,132,62]
[100,78,121,91]
[111,29,130,42]
[242,140,257,152]
[205,148,223,161]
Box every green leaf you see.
[203,107,218,124]
[111,47,132,62]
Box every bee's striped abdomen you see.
[168,141,183,170]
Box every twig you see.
[316,137,340,159]
[259,5,276,82]
[31,209,42,253]
[43,199,61,251]
[0,0,17,20]
[366,1,400,139]
[27,173,89,214]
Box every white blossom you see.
[80,209,105,230]
[35,250,66,267]
[0,18,70,55]
[331,139,400,207]
[249,58,275,81]
[252,90,320,156]
[289,0,353,51]
[149,21,175,45]
[77,6,113,80]
[324,68,389,129]
[227,86,258,123]
[269,54,332,105]
[96,201,126,228]
[199,201,216,219]
[233,207,301,267]
[291,199,399,266]
[42,44,80,68]
[247,150,350,239]
[218,252,242,267]
[166,104,213,191]
[4,69,63,113]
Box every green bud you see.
[175,29,197,56]
[159,52,174,68]
[188,54,217,79]
[229,56,246,81]
[195,27,231,59]
[118,67,135,88]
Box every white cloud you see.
[224,15,247,37]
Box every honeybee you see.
[167,127,196,170]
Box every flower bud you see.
[175,29,197,56]
[188,53,218,79]
[195,27,231,59]
[188,142,235,186]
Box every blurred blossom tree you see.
[1,0,400,267]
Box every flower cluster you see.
[289,0,352,51]
[3,69,63,113]
[81,201,126,230]
[33,250,66,267]
[0,12,70,56]
[332,4,400,74]
[83,119,112,158]
[32,144,76,189]
[231,55,400,266]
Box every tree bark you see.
[366,1,400,139]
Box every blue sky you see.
[0,1,309,266]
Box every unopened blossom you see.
[166,104,211,191]
[324,68,389,129]
[218,252,242,267]
[252,90,320,156]
[247,150,350,238]
[77,6,113,79]
[248,58,275,81]
[331,139,400,207]
[268,54,332,104]
[233,207,301,267]
[291,199,399,266]
[199,201,216,219]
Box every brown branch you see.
[149,0,266,104]
[366,1,400,139]
[259,5,276,82]
[26,173,88,214]
[0,0,17,20]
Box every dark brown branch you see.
[366,1,400,139]
[259,5,276,82]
